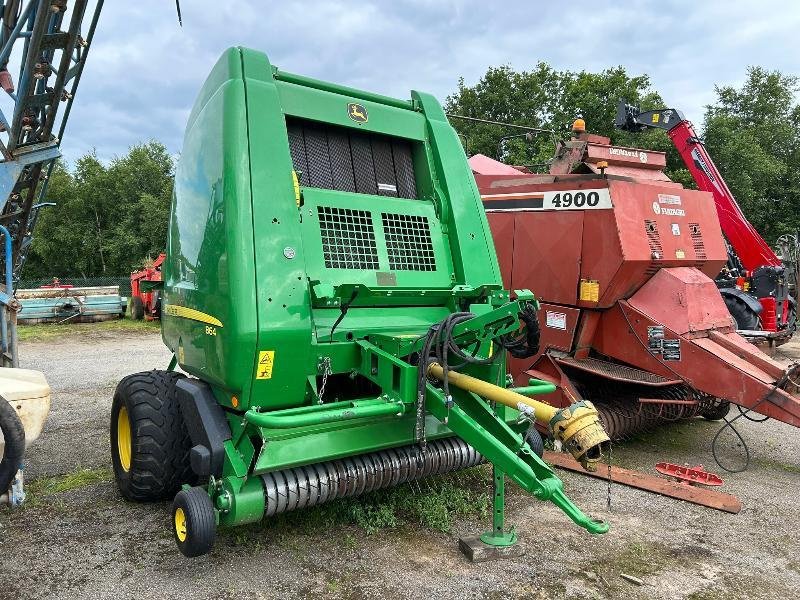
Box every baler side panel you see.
[163,49,258,397]
[415,91,502,288]
[487,212,514,289]
[513,211,584,305]
[240,48,314,410]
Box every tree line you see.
[23,64,800,279]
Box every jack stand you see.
[459,465,524,562]
[0,467,26,506]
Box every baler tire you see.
[172,486,216,557]
[111,370,194,502]
[131,296,145,320]
[701,399,731,421]
[0,396,25,494]
[724,295,759,331]
[525,428,545,458]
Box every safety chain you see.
[606,442,613,511]
[317,356,332,404]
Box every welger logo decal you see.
[609,147,648,163]
[348,103,368,123]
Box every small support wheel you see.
[525,428,545,458]
[172,486,217,557]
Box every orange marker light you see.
[231,395,239,408]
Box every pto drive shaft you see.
[428,364,610,471]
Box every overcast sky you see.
[56,0,800,165]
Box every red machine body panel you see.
[481,175,727,310]
[475,141,800,433]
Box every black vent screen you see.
[287,119,417,199]
[382,213,436,271]
[318,206,379,269]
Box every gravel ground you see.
[1,327,799,599]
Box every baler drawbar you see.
[110,47,609,557]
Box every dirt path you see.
[1,330,799,599]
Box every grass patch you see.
[221,466,490,549]
[754,457,800,475]
[594,540,675,580]
[18,317,159,342]
[23,467,113,506]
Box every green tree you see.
[444,63,669,169]
[702,67,800,243]
[24,141,174,279]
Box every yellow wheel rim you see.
[117,406,132,472]
[175,507,188,542]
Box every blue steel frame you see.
[0,1,103,367]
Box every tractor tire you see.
[724,294,759,331]
[172,486,217,557]
[111,370,194,502]
[525,428,545,458]
[701,399,731,421]
[0,395,25,494]
[131,296,145,320]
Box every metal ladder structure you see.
[0,0,103,366]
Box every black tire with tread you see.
[0,395,25,493]
[701,399,731,421]
[131,296,145,320]
[111,370,193,501]
[723,294,759,330]
[172,486,216,557]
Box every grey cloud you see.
[58,0,800,164]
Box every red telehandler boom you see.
[615,102,796,344]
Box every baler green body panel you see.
[163,47,502,413]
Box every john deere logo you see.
[348,103,368,123]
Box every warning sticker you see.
[658,194,682,206]
[579,279,600,302]
[546,311,567,330]
[647,326,664,354]
[662,339,681,361]
[256,350,275,380]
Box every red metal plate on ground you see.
[544,451,742,514]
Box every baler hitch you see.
[428,364,610,471]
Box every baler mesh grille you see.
[382,213,436,271]
[318,206,379,269]
[287,119,417,199]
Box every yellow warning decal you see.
[292,170,301,207]
[579,279,600,302]
[164,304,223,327]
[256,351,275,380]
[675,249,686,259]
[652,113,660,123]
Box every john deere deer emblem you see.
[348,103,368,123]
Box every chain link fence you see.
[17,276,132,296]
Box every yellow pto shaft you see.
[428,364,610,471]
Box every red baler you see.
[472,125,800,438]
